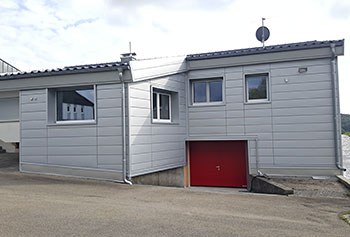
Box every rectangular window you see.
[245,74,269,103]
[193,81,207,103]
[56,87,95,121]
[152,90,171,122]
[0,97,19,121]
[192,79,223,104]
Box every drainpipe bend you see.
[330,43,346,172]
[118,67,133,184]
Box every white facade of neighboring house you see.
[0,40,346,187]
[0,59,20,152]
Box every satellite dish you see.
[256,26,270,43]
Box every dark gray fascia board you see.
[186,40,344,61]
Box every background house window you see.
[245,74,269,102]
[0,97,19,121]
[56,87,95,121]
[192,79,223,104]
[153,91,171,122]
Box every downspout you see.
[330,43,346,172]
[118,67,133,184]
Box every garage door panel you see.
[190,141,247,188]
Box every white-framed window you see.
[56,86,95,122]
[152,90,171,123]
[245,74,269,103]
[191,79,223,104]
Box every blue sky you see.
[1,0,350,113]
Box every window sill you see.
[0,119,20,123]
[151,120,179,125]
[244,100,271,105]
[47,120,97,126]
[189,102,225,108]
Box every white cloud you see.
[0,0,349,112]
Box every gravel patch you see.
[342,135,350,178]
[271,177,350,199]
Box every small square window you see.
[152,90,171,122]
[56,87,95,121]
[245,74,269,103]
[192,79,223,104]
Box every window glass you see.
[57,88,95,121]
[153,92,158,119]
[0,97,19,120]
[159,94,170,120]
[247,76,267,100]
[193,81,207,103]
[209,81,223,102]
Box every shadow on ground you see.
[0,153,19,172]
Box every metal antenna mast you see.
[262,17,266,48]
[256,17,270,47]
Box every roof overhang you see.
[186,40,344,70]
[0,62,132,92]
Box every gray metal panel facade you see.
[187,58,337,173]
[128,74,187,177]
[20,83,123,173]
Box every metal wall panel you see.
[129,74,187,177]
[20,83,124,173]
[187,58,337,173]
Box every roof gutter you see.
[118,67,132,185]
[330,43,346,172]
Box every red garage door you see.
[189,141,247,187]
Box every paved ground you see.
[0,153,19,172]
[0,167,349,236]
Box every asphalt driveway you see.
[0,169,349,237]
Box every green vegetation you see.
[339,212,350,225]
[341,114,350,135]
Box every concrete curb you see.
[336,175,350,190]
[251,176,294,195]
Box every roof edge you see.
[0,62,128,80]
[186,39,344,61]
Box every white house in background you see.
[0,58,20,152]
[0,40,346,188]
